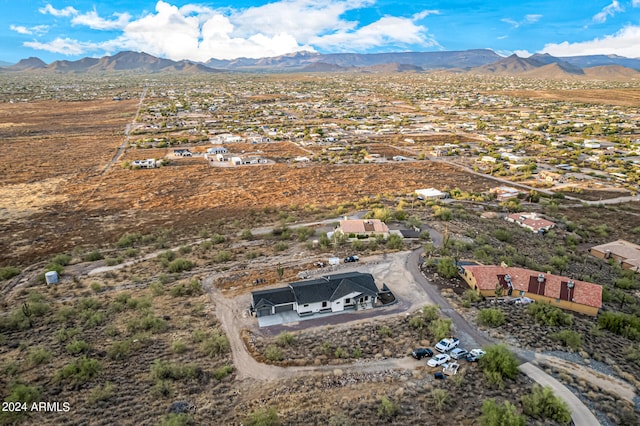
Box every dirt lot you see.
[0,98,498,265]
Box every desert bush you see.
[276,332,295,346]
[493,228,512,242]
[56,327,81,343]
[151,380,173,398]
[480,344,519,388]
[83,251,104,262]
[386,234,404,250]
[436,257,458,279]
[274,242,288,252]
[462,289,482,307]
[87,382,115,405]
[55,356,102,384]
[160,413,195,426]
[265,345,283,362]
[521,385,571,425]
[66,340,91,354]
[353,347,362,358]
[150,360,198,382]
[421,305,440,322]
[241,229,254,240]
[334,347,347,358]
[598,311,640,340]
[83,311,105,328]
[201,333,230,357]
[0,383,41,422]
[480,399,525,426]
[105,257,123,266]
[0,266,21,280]
[378,396,400,420]
[127,313,167,334]
[171,340,188,354]
[107,339,137,360]
[51,253,72,266]
[213,365,233,380]
[430,389,449,411]
[211,233,226,244]
[178,245,192,255]
[429,318,452,341]
[432,205,453,221]
[150,282,165,296]
[527,303,572,327]
[215,250,233,262]
[28,346,52,366]
[158,250,176,264]
[124,248,139,258]
[245,407,280,426]
[116,232,141,248]
[379,325,392,337]
[550,330,583,350]
[170,280,202,297]
[478,308,506,327]
[167,258,194,273]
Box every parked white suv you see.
[435,337,459,352]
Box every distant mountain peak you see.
[5,57,47,71]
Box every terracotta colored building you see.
[459,265,602,316]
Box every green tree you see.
[480,399,525,426]
[436,257,458,279]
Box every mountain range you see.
[2,50,640,79]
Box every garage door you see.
[274,303,294,313]
[257,307,272,317]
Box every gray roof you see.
[251,287,296,309]
[250,272,379,308]
[290,272,378,305]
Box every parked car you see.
[450,348,468,360]
[443,362,460,375]
[466,349,486,362]
[509,296,534,305]
[427,353,451,367]
[344,255,359,263]
[313,261,326,268]
[411,348,434,360]
[435,337,460,352]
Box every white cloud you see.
[39,4,77,17]
[542,24,640,57]
[634,0,640,6]
[513,50,533,58]
[10,25,49,35]
[23,37,98,55]
[593,1,623,23]
[24,0,440,60]
[502,14,542,28]
[72,10,131,30]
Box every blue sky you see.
[3,0,640,63]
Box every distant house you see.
[335,219,390,239]
[131,159,157,169]
[459,265,602,316]
[251,272,380,318]
[490,186,520,201]
[539,170,564,183]
[207,146,227,155]
[506,213,555,234]
[589,240,640,271]
[415,188,446,200]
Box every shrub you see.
[90,282,103,293]
[127,313,167,334]
[379,326,392,337]
[430,389,449,411]
[87,382,115,404]
[107,339,139,360]
[116,232,141,248]
[178,245,192,255]
[245,407,280,426]
[66,340,91,354]
[124,248,139,258]
[56,327,81,343]
[151,380,173,398]
[160,414,195,426]
[201,333,230,357]
[170,280,202,297]
[28,346,52,366]
[1,383,41,422]
[150,282,165,296]
[480,345,519,388]
[378,396,400,420]
[550,330,583,350]
[528,303,572,327]
[241,229,254,240]
[55,357,102,384]
[493,229,512,242]
[386,234,404,250]
[150,360,198,382]
[0,266,21,280]
[276,332,295,347]
[521,385,571,425]
[436,257,458,279]
[158,250,176,264]
[598,311,640,340]
[213,365,233,380]
[211,233,226,244]
[334,347,347,358]
[480,399,525,426]
[51,253,72,266]
[83,251,104,262]
[171,340,188,354]
[462,289,482,307]
[215,250,233,262]
[105,257,123,266]
[265,345,283,362]
[478,308,506,327]
[166,258,194,273]
[429,318,452,341]
[274,242,288,252]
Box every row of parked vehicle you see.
[411,336,486,367]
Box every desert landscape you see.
[1,69,640,426]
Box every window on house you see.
[322,301,328,308]
[345,298,350,304]
[303,304,309,307]
[365,296,369,301]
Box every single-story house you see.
[207,146,228,154]
[539,170,564,183]
[335,219,390,239]
[490,186,520,201]
[459,265,602,316]
[506,213,556,234]
[589,240,640,271]
[251,272,380,318]
[415,188,446,200]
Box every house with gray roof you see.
[251,272,380,318]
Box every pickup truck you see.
[435,337,460,353]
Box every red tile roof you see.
[462,265,602,309]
